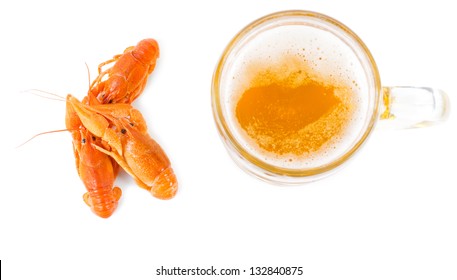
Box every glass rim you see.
[211,10,381,181]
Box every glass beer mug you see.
[211,10,450,184]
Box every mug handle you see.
[379,87,450,128]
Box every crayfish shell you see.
[150,166,178,200]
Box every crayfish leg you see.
[97,54,122,74]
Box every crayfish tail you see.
[150,167,178,200]
[83,187,122,218]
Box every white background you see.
[1,0,456,279]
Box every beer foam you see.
[220,24,370,169]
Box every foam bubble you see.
[220,23,370,169]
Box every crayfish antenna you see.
[20,88,66,101]
[16,129,71,148]
[85,62,92,91]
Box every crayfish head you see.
[66,95,110,138]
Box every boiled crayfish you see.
[65,39,176,218]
